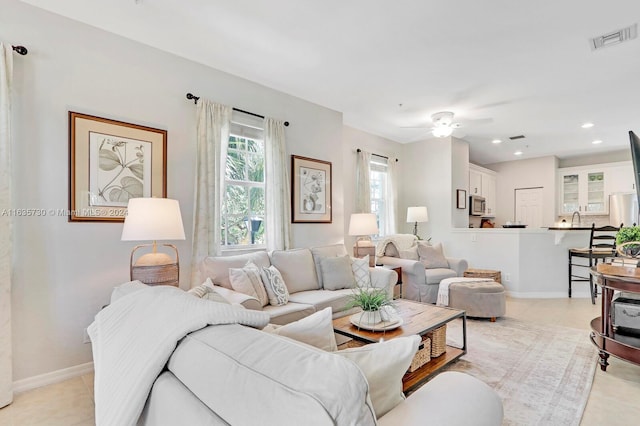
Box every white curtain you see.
[190,99,231,287]
[264,118,291,251]
[355,150,371,213]
[383,158,398,235]
[0,43,13,408]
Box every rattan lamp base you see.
[130,243,180,286]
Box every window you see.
[221,117,265,248]
[369,155,388,236]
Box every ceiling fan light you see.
[432,126,453,138]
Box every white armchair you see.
[376,234,467,304]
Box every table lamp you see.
[407,206,428,236]
[348,213,379,267]
[121,198,186,286]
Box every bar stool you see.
[568,223,621,304]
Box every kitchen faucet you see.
[571,211,581,227]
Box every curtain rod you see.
[357,148,398,162]
[186,93,289,127]
[12,45,28,55]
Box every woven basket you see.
[463,269,502,283]
[409,336,431,372]
[427,325,447,357]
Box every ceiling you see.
[20,0,640,165]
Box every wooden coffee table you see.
[333,299,467,392]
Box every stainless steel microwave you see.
[469,195,486,216]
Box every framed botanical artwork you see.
[456,189,467,209]
[291,155,332,223]
[69,112,167,222]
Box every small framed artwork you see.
[69,112,167,222]
[456,189,467,209]
[291,155,332,223]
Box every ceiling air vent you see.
[509,135,526,140]
[590,24,637,50]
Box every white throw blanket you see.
[88,285,270,426]
[375,234,418,257]
[437,277,493,307]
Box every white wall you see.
[451,137,470,228]
[2,0,349,381]
[487,156,559,227]
[342,126,403,247]
[402,137,456,242]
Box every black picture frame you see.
[456,189,467,209]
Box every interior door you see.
[515,187,544,228]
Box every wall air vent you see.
[509,135,526,140]
[590,24,637,50]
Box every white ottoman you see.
[438,278,506,322]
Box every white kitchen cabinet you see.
[558,168,608,215]
[469,169,482,196]
[606,162,634,193]
[483,174,497,216]
[469,164,497,216]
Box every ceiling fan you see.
[400,111,462,138]
[401,110,492,138]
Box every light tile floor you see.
[0,297,638,425]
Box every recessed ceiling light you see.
[492,139,502,144]
[592,139,603,145]
[514,151,523,156]
[581,122,594,129]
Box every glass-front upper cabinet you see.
[587,172,605,213]
[558,169,608,215]
[562,174,580,214]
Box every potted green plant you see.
[345,287,394,325]
[616,226,640,258]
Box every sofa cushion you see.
[337,335,420,418]
[201,251,271,289]
[418,242,449,269]
[321,255,356,290]
[262,302,317,325]
[260,265,290,306]
[267,307,338,352]
[351,255,372,287]
[310,244,349,288]
[270,248,320,293]
[425,268,457,284]
[287,289,354,315]
[228,262,269,307]
[168,324,376,425]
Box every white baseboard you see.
[13,362,94,394]
[507,291,593,299]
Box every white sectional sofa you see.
[199,243,397,324]
[140,321,504,426]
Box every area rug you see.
[444,317,598,426]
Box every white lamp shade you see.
[407,206,429,223]
[121,198,186,241]
[348,213,379,236]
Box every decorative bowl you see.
[616,241,640,259]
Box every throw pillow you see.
[188,278,231,304]
[336,335,420,418]
[260,265,290,306]
[187,277,216,298]
[228,262,270,307]
[244,261,270,307]
[266,307,338,352]
[351,255,371,287]
[398,246,419,261]
[417,242,449,269]
[321,255,356,290]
